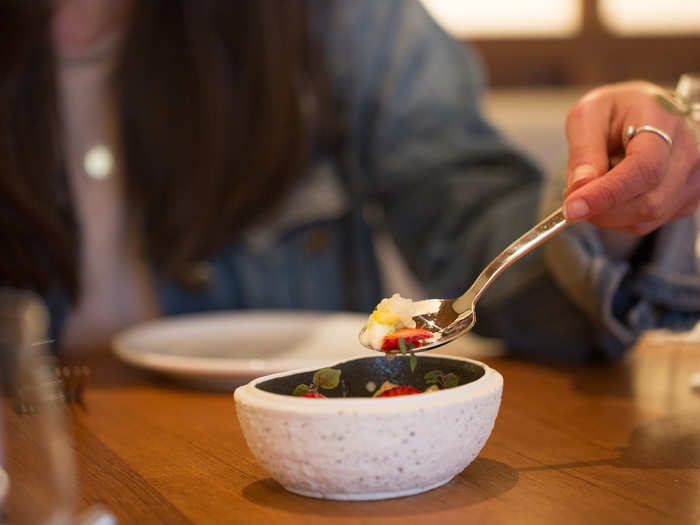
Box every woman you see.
[1,0,699,359]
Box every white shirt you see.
[58,33,159,352]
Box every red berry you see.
[381,328,434,351]
[376,386,422,397]
[300,392,327,399]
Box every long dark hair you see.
[0,0,325,300]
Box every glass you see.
[0,291,76,525]
[676,74,700,125]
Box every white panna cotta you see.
[359,293,417,350]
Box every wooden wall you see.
[469,0,700,87]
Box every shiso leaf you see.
[444,373,459,388]
[424,370,459,388]
[313,368,341,390]
[424,370,444,385]
[398,337,407,356]
[292,384,309,396]
[409,352,417,373]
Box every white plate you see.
[112,311,372,388]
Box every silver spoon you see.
[359,207,568,353]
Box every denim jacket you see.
[45,0,700,360]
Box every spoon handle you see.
[452,207,568,314]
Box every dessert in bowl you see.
[234,354,503,500]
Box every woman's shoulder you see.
[308,0,406,32]
[308,0,436,57]
[307,0,480,100]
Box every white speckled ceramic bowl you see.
[234,355,503,500]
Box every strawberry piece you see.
[376,386,422,397]
[300,392,326,399]
[381,328,434,351]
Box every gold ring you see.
[622,125,673,149]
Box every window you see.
[420,0,582,39]
[599,0,700,36]
[420,0,700,86]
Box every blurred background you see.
[423,0,700,173]
[380,0,700,297]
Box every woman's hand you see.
[563,81,700,235]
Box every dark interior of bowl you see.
[255,355,485,398]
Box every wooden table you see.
[6,336,700,524]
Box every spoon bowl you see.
[358,298,474,353]
[359,207,567,354]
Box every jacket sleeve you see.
[316,0,700,360]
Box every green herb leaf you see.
[424,370,444,385]
[398,337,407,355]
[292,384,309,396]
[409,352,417,373]
[444,373,459,389]
[312,368,341,390]
[655,93,688,116]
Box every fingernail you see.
[563,199,589,221]
[570,164,597,186]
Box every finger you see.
[594,155,700,232]
[563,132,671,222]
[565,93,613,192]
[564,172,597,198]
[670,202,698,221]
[625,207,693,236]
[609,153,625,169]
[563,153,625,199]
[633,195,698,235]
[632,123,700,229]
[587,148,685,229]
[587,187,678,231]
